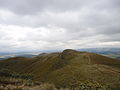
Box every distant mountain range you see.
[0,52,39,60]
[78,48,120,59]
[78,48,120,54]
[0,48,120,60]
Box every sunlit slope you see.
[0,49,120,87]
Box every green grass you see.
[0,49,120,88]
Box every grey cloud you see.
[0,0,119,15]
[0,0,90,15]
[0,0,120,51]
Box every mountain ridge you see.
[0,49,120,87]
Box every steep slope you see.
[0,49,120,87]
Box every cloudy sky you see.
[0,0,120,52]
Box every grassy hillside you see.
[0,49,120,88]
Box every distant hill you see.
[0,53,38,60]
[0,49,120,88]
[78,48,120,59]
[78,48,120,54]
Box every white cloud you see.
[0,0,120,52]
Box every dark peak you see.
[60,49,78,60]
[62,49,78,53]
